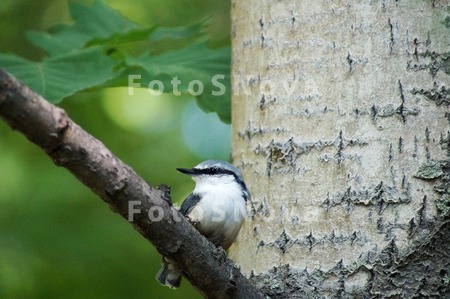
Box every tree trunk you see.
[231,1,450,297]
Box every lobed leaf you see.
[0,0,231,123]
[26,0,143,56]
[0,47,118,102]
[126,41,231,122]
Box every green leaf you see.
[0,0,231,123]
[151,22,205,41]
[0,47,118,102]
[126,41,231,123]
[26,0,144,56]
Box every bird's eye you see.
[211,166,219,174]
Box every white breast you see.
[187,176,247,249]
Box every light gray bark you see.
[231,1,450,297]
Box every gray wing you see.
[180,193,201,216]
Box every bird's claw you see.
[186,215,200,228]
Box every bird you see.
[156,160,250,289]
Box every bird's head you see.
[177,160,250,201]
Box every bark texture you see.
[0,69,266,299]
[231,1,450,297]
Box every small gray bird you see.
[156,160,250,289]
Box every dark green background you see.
[0,0,231,298]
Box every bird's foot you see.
[186,215,200,229]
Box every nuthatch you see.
[156,160,250,289]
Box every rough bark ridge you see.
[0,69,265,299]
[231,1,450,297]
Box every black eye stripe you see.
[197,167,236,176]
[193,167,250,202]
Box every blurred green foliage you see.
[0,0,231,123]
[0,0,231,298]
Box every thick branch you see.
[0,69,266,299]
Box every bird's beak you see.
[176,168,198,176]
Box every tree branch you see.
[0,69,266,299]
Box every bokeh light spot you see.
[102,87,178,133]
[181,100,231,160]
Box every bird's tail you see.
[156,261,182,289]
